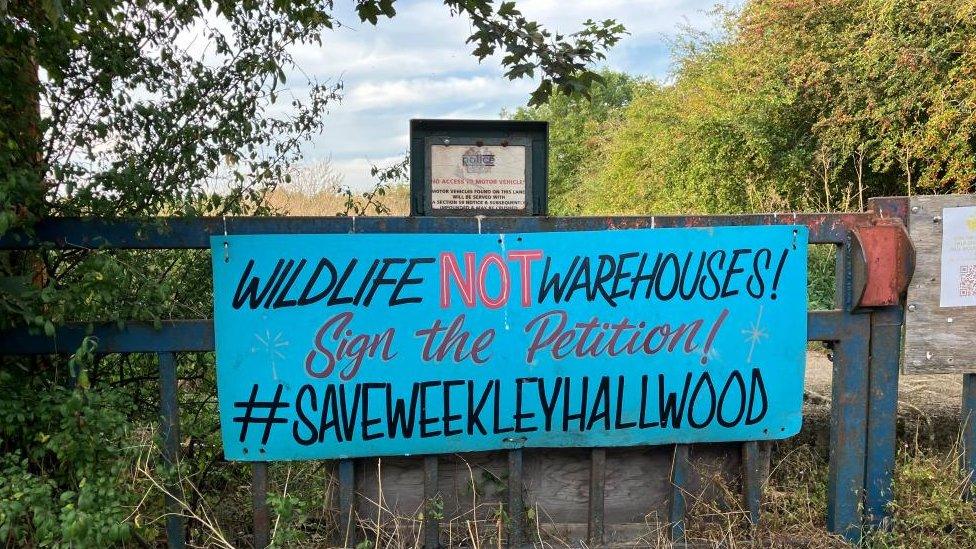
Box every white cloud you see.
[342,76,533,112]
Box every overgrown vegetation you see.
[0,1,623,546]
[512,0,976,215]
[148,439,973,547]
[1,0,975,546]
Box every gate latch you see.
[850,218,915,309]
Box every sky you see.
[287,0,734,189]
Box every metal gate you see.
[0,195,938,547]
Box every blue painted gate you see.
[0,198,924,547]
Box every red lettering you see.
[440,252,476,308]
[477,252,510,309]
[414,314,495,364]
[304,312,396,380]
[523,309,724,363]
[507,249,543,306]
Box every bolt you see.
[908,304,917,312]
[933,215,942,223]
[948,317,954,323]
[911,206,919,213]
[443,138,450,145]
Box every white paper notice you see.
[940,206,976,307]
[430,144,526,210]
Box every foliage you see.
[808,245,837,310]
[0,368,143,547]
[0,1,623,546]
[507,70,641,214]
[515,0,976,217]
[734,0,976,199]
[438,1,626,105]
[340,154,410,216]
[864,446,976,547]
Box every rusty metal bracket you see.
[850,218,915,310]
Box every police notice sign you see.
[430,144,526,210]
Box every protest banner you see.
[211,226,808,460]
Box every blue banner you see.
[211,226,808,461]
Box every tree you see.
[0,2,626,545]
[0,0,628,332]
[0,0,625,221]
[507,70,641,214]
[572,0,975,217]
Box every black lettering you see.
[537,377,563,432]
[492,379,514,434]
[293,384,318,445]
[328,259,358,306]
[386,383,419,439]
[687,373,716,429]
[273,258,307,308]
[717,371,747,427]
[419,381,442,437]
[639,375,659,428]
[467,380,492,435]
[538,256,578,303]
[443,380,464,436]
[586,376,611,431]
[614,376,637,429]
[721,249,750,298]
[318,384,342,443]
[232,259,284,309]
[747,249,771,298]
[514,378,538,433]
[297,258,338,306]
[360,383,385,441]
[745,368,768,425]
[562,377,588,431]
[659,373,693,428]
[338,384,361,441]
[391,257,435,305]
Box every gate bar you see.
[423,456,439,548]
[741,441,762,525]
[0,310,861,356]
[826,315,871,541]
[587,448,607,544]
[865,307,903,526]
[668,444,690,542]
[507,448,524,548]
[158,352,186,549]
[0,212,867,250]
[963,375,976,499]
[338,459,356,546]
[0,320,214,355]
[252,462,270,548]
[826,235,870,540]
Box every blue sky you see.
[286,1,734,189]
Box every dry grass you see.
[173,440,967,548]
[263,160,409,217]
[264,184,410,217]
